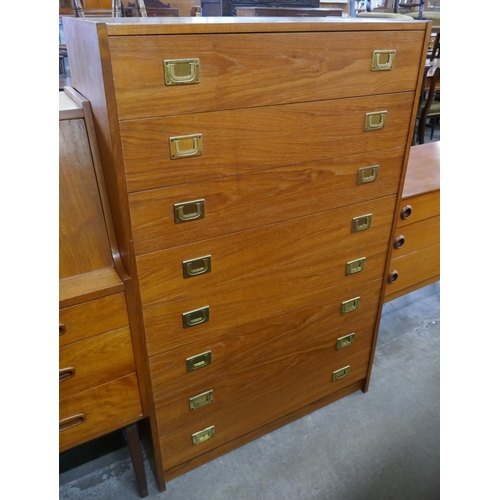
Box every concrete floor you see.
[59,281,440,500]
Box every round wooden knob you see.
[400,205,412,220]
[394,235,405,249]
[387,270,399,284]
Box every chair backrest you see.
[72,0,147,17]
[420,66,440,117]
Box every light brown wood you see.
[396,190,439,227]
[59,374,143,452]
[129,145,405,255]
[384,275,439,302]
[150,281,382,436]
[402,141,440,198]
[390,215,439,256]
[59,327,136,399]
[59,116,112,279]
[385,242,439,295]
[121,93,415,193]
[59,292,129,346]
[160,347,371,471]
[164,379,364,481]
[109,31,425,120]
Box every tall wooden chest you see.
[63,16,431,487]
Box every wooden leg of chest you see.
[124,423,149,498]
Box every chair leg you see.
[418,116,426,145]
[124,423,149,498]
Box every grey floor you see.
[59,280,440,500]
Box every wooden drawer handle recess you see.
[59,413,86,432]
[59,323,66,336]
[394,235,405,249]
[387,270,399,284]
[59,367,76,383]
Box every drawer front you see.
[391,215,440,257]
[138,195,395,309]
[151,282,381,435]
[141,197,395,356]
[130,146,405,255]
[59,293,129,346]
[386,243,440,296]
[109,31,425,120]
[59,327,136,400]
[121,93,415,192]
[396,190,440,228]
[59,374,142,452]
[159,346,371,471]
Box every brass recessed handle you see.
[192,426,215,445]
[182,306,210,329]
[169,134,202,160]
[400,205,412,220]
[174,199,205,224]
[388,270,399,284]
[371,50,396,71]
[59,367,76,383]
[182,255,212,279]
[357,165,379,184]
[164,58,200,86]
[186,351,212,373]
[394,235,405,249]
[364,111,387,131]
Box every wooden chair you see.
[71,0,147,17]
[415,66,440,144]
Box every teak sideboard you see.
[62,16,432,491]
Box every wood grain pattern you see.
[59,117,113,278]
[59,292,129,346]
[385,243,440,296]
[59,374,143,452]
[138,195,396,309]
[120,93,415,192]
[150,283,381,435]
[396,190,439,228]
[402,141,440,198]
[159,347,371,471]
[129,145,405,255]
[109,31,424,120]
[390,215,439,257]
[59,327,136,400]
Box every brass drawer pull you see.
[169,134,203,160]
[192,425,215,445]
[357,165,379,184]
[394,235,405,249]
[182,255,212,279]
[336,333,355,350]
[364,111,387,131]
[346,257,366,276]
[351,214,372,233]
[332,365,350,382]
[59,413,86,432]
[174,199,205,224]
[186,351,212,373]
[371,50,396,71]
[341,296,360,315]
[59,367,76,383]
[189,389,214,411]
[387,270,399,284]
[164,58,200,86]
[400,204,412,220]
[182,306,210,329]
[59,323,66,336]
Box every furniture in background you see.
[63,15,431,487]
[416,64,439,144]
[126,0,179,16]
[206,0,321,16]
[385,141,439,302]
[235,6,342,16]
[59,87,152,498]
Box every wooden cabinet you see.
[63,16,431,486]
[384,141,440,301]
[59,88,149,497]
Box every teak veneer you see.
[62,16,432,489]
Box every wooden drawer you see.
[396,190,440,228]
[159,346,371,471]
[109,31,425,120]
[391,215,440,257]
[121,93,415,192]
[59,326,136,400]
[385,243,440,296]
[138,195,396,308]
[59,293,129,346]
[151,281,382,436]
[59,374,143,452]
[129,145,405,255]
[141,196,396,356]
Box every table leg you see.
[124,423,149,498]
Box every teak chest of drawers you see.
[63,16,431,488]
